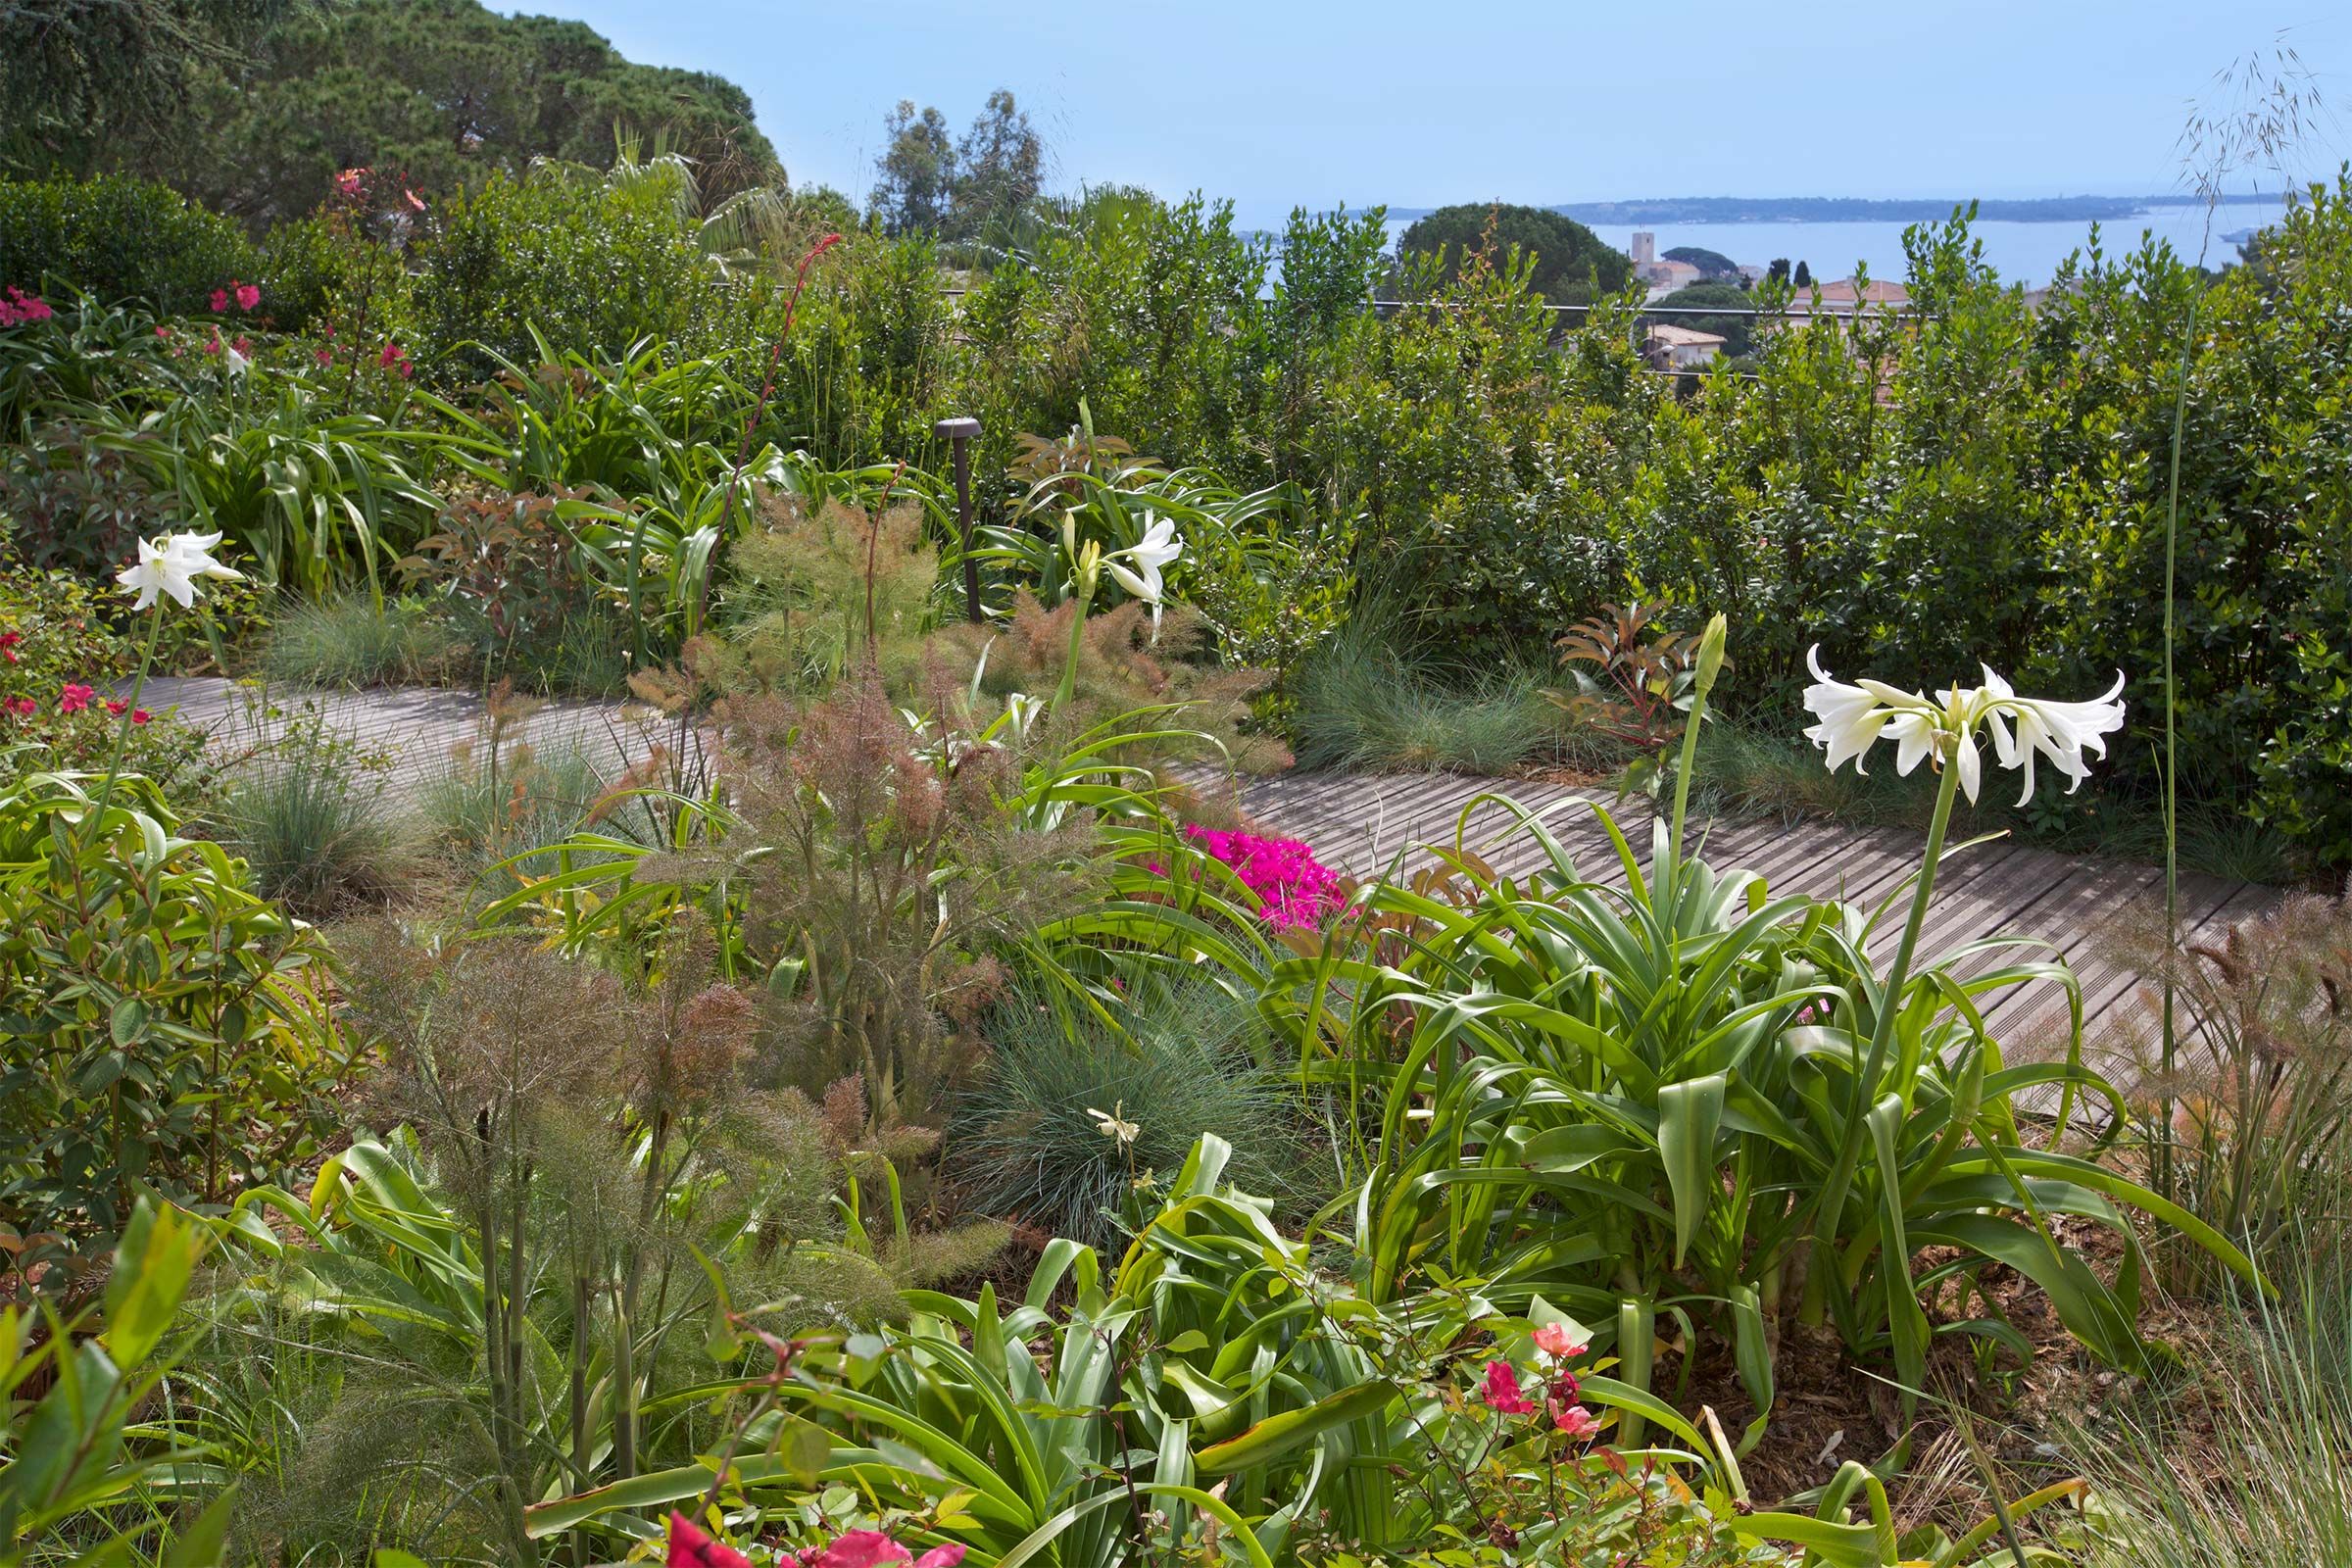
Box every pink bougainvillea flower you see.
[378,341,404,368]
[911,1547,966,1568]
[0,286,54,326]
[1482,1360,1535,1416]
[203,332,221,355]
[155,325,172,339]
[105,699,126,715]
[664,1510,754,1568]
[1177,824,1344,930]
[58,683,95,714]
[1551,1400,1601,1440]
[5,697,35,717]
[315,347,333,365]
[1532,1323,1588,1362]
[235,281,261,312]
[1,630,20,662]
[231,335,252,357]
[210,288,230,314]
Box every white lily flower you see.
[1801,645,2124,808]
[1101,515,1184,626]
[117,530,244,611]
[1087,1101,1141,1149]
[223,345,251,377]
[1004,692,1045,741]
[1975,664,2128,808]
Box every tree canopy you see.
[869,89,1045,242]
[48,0,779,223]
[1662,245,1740,279]
[1659,280,1757,356]
[1396,203,1630,304]
[1,0,296,177]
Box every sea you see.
[1370,198,2291,289]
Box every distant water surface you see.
[1364,198,2290,289]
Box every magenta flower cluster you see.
[0,286,55,327]
[1182,823,1344,930]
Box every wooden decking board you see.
[1991,871,2249,1049]
[138,685,2283,1057]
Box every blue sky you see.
[540,2,2346,227]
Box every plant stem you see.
[83,604,163,845]
[2155,286,2200,1207]
[1805,747,1965,1319]
[1052,576,1095,715]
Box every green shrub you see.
[0,768,346,1296]
[0,174,261,316]
[0,568,214,797]
[411,166,730,379]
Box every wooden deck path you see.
[1193,766,2275,1055]
[137,676,2268,1055]
[136,674,702,799]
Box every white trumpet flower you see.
[117,530,244,612]
[1101,515,1184,628]
[1801,646,2124,808]
[1975,664,2130,808]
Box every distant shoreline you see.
[1382,194,2280,225]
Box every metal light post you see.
[934,415,983,622]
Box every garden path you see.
[135,674,705,798]
[140,676,2272,1054]
[1194,765,2278,1058]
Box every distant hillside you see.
[1386,194,2274,225]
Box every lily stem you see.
[1803,746,1965,1323]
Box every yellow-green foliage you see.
[711,492,941,694]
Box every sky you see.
[536,1,2346,228]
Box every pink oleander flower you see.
[210,288,230,314]
[665,1511,753,1568]
[58,683,94,714]
[1532,1322,1588,1362]
[234,281,261,312]
[1551,1400,1601,1440]
[1482,1360,1535,1416]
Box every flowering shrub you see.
[0,569,205,791]
[0,285,54,326]
[665,1513,966,1568]
[1182,822,1345,929]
